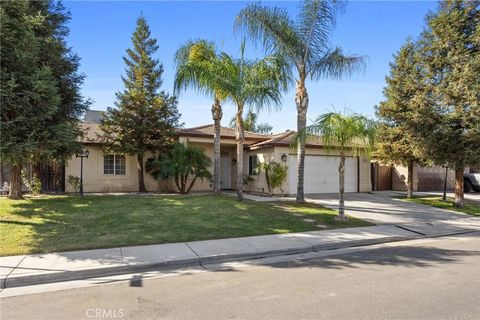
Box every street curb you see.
[1,235,419,289]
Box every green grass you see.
[0,194,371,256]
[403,196,480,217]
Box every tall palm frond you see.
[294,112,376,155]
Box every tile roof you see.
[249,130,326,149]
[79,122,103,143]
[77,122,329,149]
[177,124,270,140]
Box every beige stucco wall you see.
[65,146,139,193]
[65,142,371,194]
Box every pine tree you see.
[415,0,480,207]
[29,1,90,186]
[101,16,181,192]
[375,40,429,198]
[1,0,87,199]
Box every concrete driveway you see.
[305,191,477,225]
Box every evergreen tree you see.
[1,0,87,199]
[30,1,90,185]
[101,16,181,192]
[415,1,480,207]
[375,40,429,198]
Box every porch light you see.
[281,154,287,162]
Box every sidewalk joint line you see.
[119,248,124,264]
[395,225,426,236]
[2,255,28,290]
[184,242,200,258]
[237,238,260,250]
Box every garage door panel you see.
[288,155,357,194]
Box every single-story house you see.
[64,120,372,195]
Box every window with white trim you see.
[103,155,126,175]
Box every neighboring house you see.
[64,119,372,195]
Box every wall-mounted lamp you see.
[232,159,237,165]
[281,153,287,162]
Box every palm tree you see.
[295,112,375,220]
[175,40,288,200]
[228,110,273,134]
[217,43,288,200]
[174,40,225,194]
[236,0,366,202]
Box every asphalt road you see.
[1,233,479,320]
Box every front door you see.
[220,157,231,189]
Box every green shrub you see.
[255,161,288,195]
[147,141,212,194]
[67,175,81,194]
[21,170,42,195]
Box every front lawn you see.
[403,196,480,217]
[0,194,371,256]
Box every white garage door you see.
[288,155,358,194]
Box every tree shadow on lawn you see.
[1,194,362,256]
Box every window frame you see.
[103,154,126,176]
[248,155,258,176]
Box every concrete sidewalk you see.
[0,225,431,289]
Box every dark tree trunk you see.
[9,163,23,199]
[137,153,147,193]
[211,99,223,195]
[453,168,464,208]
[337,151,347,221]
[186,176,198,194]
[235,105,245,201]
[407,160,414,198]
[265,167,271,195]
[295,78,308,203]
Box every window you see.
[248,155,258,175]
[103,155,126,175]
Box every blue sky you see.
[64,0,438,132]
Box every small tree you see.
[295,112,375,221]
[255,161,288,195]
[146,142,212,194]
[102,16,181,193]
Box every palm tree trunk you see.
[137,153,147,193]
[295,78,308,203]
[8,163,23,199]
[338,151,346,220]
[265,167,271,195]
[453,168,464,208]
[235,105,245,200]
[211,99,223,195]
[407,160,414,198]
